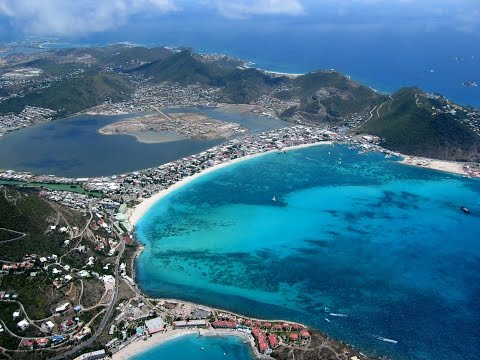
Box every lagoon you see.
[136,145,480,360]
[0,108,287,178]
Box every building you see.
[35,338,49,347]
[17,319,29,331]
[173,319,207,328]
[19,338,34,350]
[41,320,55,332]
[55,302,70,314]
[289,333,299,342]
[268,334,278,348]
[145,317,165,334]
[300,330,311,339]
[73,349,106,360]
[211,321,237,329]
[191,308,210,319]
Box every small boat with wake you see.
[460,206,471,214]
[272,196,277,202]
[329,313,348,317]
[374,335,398,344]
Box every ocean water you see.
[132,334,254,360]
[136,145,480,360]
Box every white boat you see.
[272,196,277,202]
[329,313,348,317]
[375,336,398,344]
[325,318,331,323]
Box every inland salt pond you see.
[136,144,480,360]
[132,333,255,360]
[0,107,288,178]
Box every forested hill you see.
[361,87,480,162]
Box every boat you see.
[375,336,398,344]
[272,196,277,202]
[329,313,348,317]
[325,318,331,323]
[460,206,471,214]
[201,347,205,350]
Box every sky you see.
[0,0,479,40]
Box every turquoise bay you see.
[132,334,254,360]
[136,145,480,360]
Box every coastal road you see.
[49,234,125,359]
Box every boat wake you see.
[374,335,398,344]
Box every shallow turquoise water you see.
[136,145,480,360]
[132,334,254,360]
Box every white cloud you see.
[0,0,178,37]
[208,0,304,18]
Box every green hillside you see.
[0,72,133,116]
[292,71,385,118]
[362,87,480,161]
[0,187,84,261]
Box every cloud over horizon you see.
[0,0,178,37]
[207,0,304,18]
[0,0,305,37]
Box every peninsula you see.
[98,111,245,143]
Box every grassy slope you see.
[292,71,385,117]
[0,188,71,261]
[0,72,133,115]
[362,88,480,161]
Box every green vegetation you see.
[0,187,86,261]
[0,181,102,198]
[362,87,480,161]
[0,273,69,320]
[0,72,133,116]
[291,71,385,118]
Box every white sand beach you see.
[129,141,332,226]
[112,328,258,360]
[399,156,468,175]
[112,329,198,359]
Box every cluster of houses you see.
[18,335,67,350]
[0,253,42,274]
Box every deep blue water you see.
[22,13,478,108]
[136,145,480,360]
[132,334,254,360]
[0,108,286,177]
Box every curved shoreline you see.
[128,141,332,226]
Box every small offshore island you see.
[0,44,479,360]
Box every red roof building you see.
[283,322,291,330]
[258,334,268,353]
[268,334,278,348]
[258,340,268,353]
[252,327,260,339]
[255,320,262,327]
[264,322,272,328]
[211,321,237,329]
[19,339,34,349]
[35,338,49,347]
[292,324,301,330]
[300,330,311,339]
[245,319,253,327]
[289,333,299,341]
[274,323,283,331]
